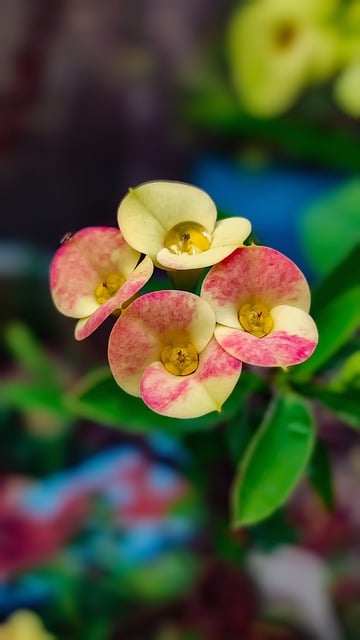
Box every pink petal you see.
[50,226,140,318]
[140,337,242,418]
[108,290,216,396]
[215,306,318,367]
[75,256,153,340]
[201,246,311,327]
[108,310,162,397]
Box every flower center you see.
[164,222,211,255]
[94,272,125,304]
[161,343,199,376]
[274,22,298,50]
[239,303,274,338]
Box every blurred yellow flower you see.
[337,0,360,63]
[0,610,55,640]
[334,59,360,117]
[227,0,340,117]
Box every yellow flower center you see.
[164,222,211,256]
[161,343,199,376]
[239,303,274,338]
[94,272,125,304]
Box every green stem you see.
[167,268,205,292]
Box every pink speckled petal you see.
[108,290,216,395]
[117,181,217,261]
[108,311,161,397]
[50,226,141,318]
[215,305,318,367]
[140,337,242,418]
[201,246,311,325]
[74,256,153,340]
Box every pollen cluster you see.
[161,343,199,376]
[165,222,212,256]
[95,272,125,305]
[239,303,274,338]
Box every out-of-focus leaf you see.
[290,286,360,381]
[3,322,59,388]
[307,439,334,511]
[294,383,360,430]
[310,244,360,318]
[65,367,265,436]
[187,89,360,171]
[232,393,315,527]
[330,351,360,390]
[0,381,70,417]
[300,182,360,278]
[249,509,297,550]
[117,552,199,601]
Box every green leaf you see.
[307,440,334,511]
[186,87,360,171]
[65,367,265,436]
[290,286,360,381]
[0,380,70,417]
[310,243,360,318]
[300,181,360,278]
[117,552,199,602]
[249,509,297,550]
[232,393,315,527]
[330,350,360,390]
[3,322,59,388]
[294,383,360,430]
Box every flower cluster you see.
[227,0,360,118]
[50,181,318,419]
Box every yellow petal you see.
[334,60,360,117]
[117,181,217,262]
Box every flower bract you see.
[108,290,242,418]
[117,180,251,270]
[201,245,318,368]
[50,226,153,340]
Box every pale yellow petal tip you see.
[334,61,360,118]
[0,610,56,640]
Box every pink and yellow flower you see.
[50,226,153,340]
[201,245,318,368]
[117,180,251,270]
[108,290,242,418]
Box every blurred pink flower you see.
[108,290,242,418]
[0,478,88,580]
[50,226,153,340]
[201,245,318,368]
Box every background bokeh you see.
[1,1,359,639]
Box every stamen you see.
[95,272,125,304]
[164,222,211,256]
[161,343,199,376]
[239,303,273,338]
